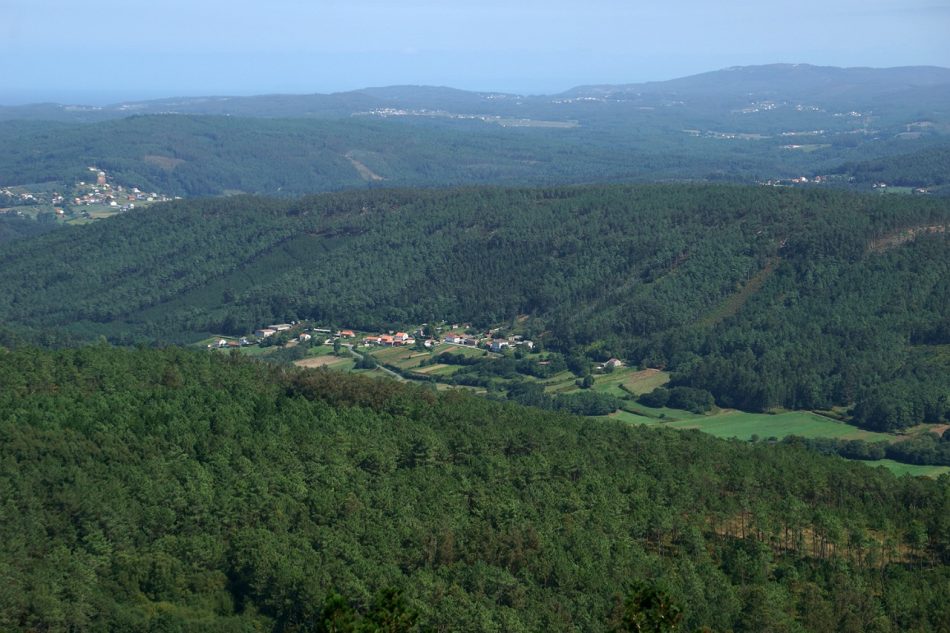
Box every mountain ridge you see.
[3,63,949,121]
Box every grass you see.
[605,406,947,478]
[880,186,916,195]
[864,460,950,478]
[620,402,709,421]
[370,346,427,369]
[439,344,493,359]
[541,371,580,393]
[663,409,892,442]
[593,367,671,397]
[607,409,659,425]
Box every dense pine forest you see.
[1,345,948,632]
[834,144,950,189]
[2,63,950,632]
[0,184,946,430]
[0,113,837,197]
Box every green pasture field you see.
[593,367,671,397]
[369,346,428,369]
[865,460,950,478]
[439,343,493,358]
[606,409,947,478]
[413,364,458,377]
[879,186,916,195]
[662,409,892,442]
[541,371,579,393]
[620,401,709,421]
[607,410,659,425]
[608,405,893,442]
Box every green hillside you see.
[1,345,948,632]
[0,184,946,431]
[833,144,950,189]
[0,115,779,197]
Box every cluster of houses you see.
[233,320,542,357]
[0,188,40,205]
[73,171,173,211]
[252,324,357,344]
[357,326,538,354]
[2,167,176,220]
[364,332,415,346]
[210,337,252,349]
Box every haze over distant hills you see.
[2,64,949,122]
[0,63,948,200]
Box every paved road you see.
[343,344,403,380]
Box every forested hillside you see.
[1,346,948,632]
[0,113,840,198]
[3,65,950,198]
[833,144,950,189]
[0,184,946,429]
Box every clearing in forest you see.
[295,355,351,369]
[699,256,779,327]
[345,151,385,181]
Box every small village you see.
[203,318,638,402]
[210,320,539,356]
[0,167,176,222]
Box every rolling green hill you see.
[1,345,948,632]
[0,114,776,197]
[0,184,946,431]
[2,65,949,200]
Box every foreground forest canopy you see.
[1,346,948,632]
[0,184,947,430]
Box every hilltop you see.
[1,64,948,203]
[4,64,949,122]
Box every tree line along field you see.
[1,345,949,632]
[213,329,950,474]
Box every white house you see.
[490,340,510,353]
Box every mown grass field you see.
[592,367,671,397]
[650,409,892,442]
[607,410,945,477]
[863,460,950,478]
[369,343,496,378]
[542,371,580,393]
[294,355,354,370]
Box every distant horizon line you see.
[2,61,949,108]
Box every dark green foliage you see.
[554,390,622,416]
[666,387,716,414]
[608,584,684,633]
[640,388,671,408]
[0,184,946,428]
[0,213,59,244]
[1,346,949,632]
[786,433,950,466]
[834,145,950,187]
[641,387,715,414]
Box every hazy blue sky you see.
[2,0,948,103]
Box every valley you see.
[1,61,949,633]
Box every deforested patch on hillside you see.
[143,154,186,171]
[868,223,946,252]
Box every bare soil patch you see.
[143,155,186,171]
[295,355,347,368]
